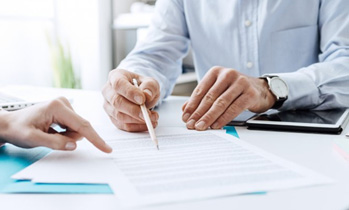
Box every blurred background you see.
[0,0,196,96]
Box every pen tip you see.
[157,145,159,150]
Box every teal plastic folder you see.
[0,144,113,194]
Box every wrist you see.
[260,79,277,109]
[259,75,288,109]
[0,109,11,143]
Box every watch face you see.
[270,78,288,97]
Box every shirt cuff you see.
[275,71,320,110]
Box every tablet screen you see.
[253,109,347,125]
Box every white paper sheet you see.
[13,127,333,207]
[106,131,333,207]
[12,127,217,184]
[12,141,115,184]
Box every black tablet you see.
[246,108,349,134]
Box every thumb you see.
[139,77,160,108]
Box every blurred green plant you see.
[47,34,81,89]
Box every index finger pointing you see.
[53,104,113,153]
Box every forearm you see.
[277,0,349,110]
[277,57,349,110]
[118,0,190,102]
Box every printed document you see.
[13,128,333,206]
[106,131,333,206]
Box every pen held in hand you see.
[132,78,159,150]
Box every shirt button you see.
[246,62,253,68]
[244,20,252,27]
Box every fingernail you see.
[186,119,196,129]
[195,121,206,130]
[65,142,76,150]
[183,113,190,122]
[211,122,220,129]
[105,144,113,153]
[144,89,153,98]
[134,95,143,104]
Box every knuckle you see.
[236,75,249,86]
[203,92,216,104]
[190,111,203,120]
[228,104,240,115]
[237,95,250,108]
[47,98,63,110]
[78,119,91,132]
[203,112,215,122]
[247,90,257,99]
[214,98,227,110]
[56,96,69,104]
[152,78,160,89]
[114,78,124,89]
[193,87,204,97]
[115,111,125,122]
[130,105,141,116]
[113,94,124,107]
[225,69,238,78]
[61,97,70,104]
[210,66,222,73]
[220,114,232,124]
[45,137,64,150]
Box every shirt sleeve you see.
[117,0,190,103]
[277,0,349,110]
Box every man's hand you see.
[182,66,276,131]
[0,97,112,153]
[102,69,160,132]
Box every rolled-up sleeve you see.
[117,0,190,102]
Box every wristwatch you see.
[260,75,288,109]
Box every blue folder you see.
[0,144,113,194]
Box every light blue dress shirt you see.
[118,0,349,110]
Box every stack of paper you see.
[13,127,333,207]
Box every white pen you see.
[132,78,159,150]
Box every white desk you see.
[1,87,349,210]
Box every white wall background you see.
[0,0,113,90]
[55,0,113,90]
[0,0,54,87]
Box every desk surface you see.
[1,87,349,210]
